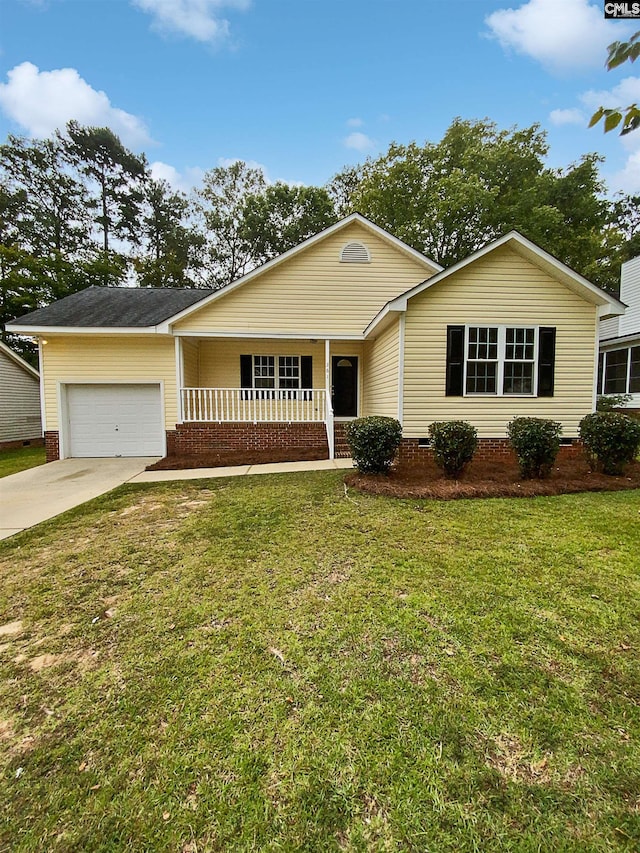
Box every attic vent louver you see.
[340,241,371,263]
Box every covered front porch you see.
[174,336,367,460]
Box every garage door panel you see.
[67,384,163,457]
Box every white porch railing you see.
[181,387,328,423]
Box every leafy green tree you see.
[590,31,640,135]
[134,178,204,287]
[326,165,363,217]
[63,121,148,283]
[336,118,613,286]
[0,180,46,362]
[196,160,266,286]
[241,183,337,262]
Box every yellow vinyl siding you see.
[42,336,177,429]
[174,223,431,337]
[182,338,199,388]
[403,246,597,437]
[198,339,326,388]
[362,319,399,418]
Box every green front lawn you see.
[1,472,639,851]
[0,445,45,478]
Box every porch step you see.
[333,423,351,458]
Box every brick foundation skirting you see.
[397,437,583,466]
[44,431,60,462]
[0,436,44,452]
[168,422,329,458]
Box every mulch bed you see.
[345,456,640,500]
[147,446,328,471]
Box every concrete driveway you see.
[0,457,156,540]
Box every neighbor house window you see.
[446,325,555,398]
[600,346,640,395]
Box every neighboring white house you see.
[598,256,640,409]
[0,340,42,448]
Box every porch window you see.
[278,356,301,389]
[253,355,276,390]
[241,354,312,399]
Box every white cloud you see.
[580,76,640,112]
[0,61,151,147]
[549,107,586,126]
[133,0,250,43]
[611,148,640,193]
[486,0,633,73]
[150,161,205,192]
[344,132,375,152]
[346,117,363,128]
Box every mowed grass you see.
[0,472,639,852]
[0,446,45,478]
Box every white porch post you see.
[397,312,406,424]
[175,336,184,423]
[325,338,334,459]
[38,338,47,437]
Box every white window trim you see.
[463,324,539,397]
[251,354,302,391]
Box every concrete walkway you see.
[0,457,353,540]
[131,457,353,483]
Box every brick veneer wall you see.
[44,431,60,462]
[397,437,582,466]
[168,422,329,458]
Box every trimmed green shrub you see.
[507,416,562,479]
[579,411,640,475]
[345,416,402,474]
[429,420,478,478]
[597,394,632,412]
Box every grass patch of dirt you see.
[347,454,640,499]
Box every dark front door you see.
[332,356,358,417]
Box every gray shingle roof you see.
[9,286,216,328]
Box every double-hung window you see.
[241,354,312,399]
[446,325,555,397]
[465,326,537,396]
[598,346,640,396]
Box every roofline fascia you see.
[6,324,168,336]
[599,330,640,347]
[157,213,442,332]
[0,339,40,379]
[363,304,406,338]
[174,330,366,340]
[382,231,626,315]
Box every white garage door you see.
[66,384,164,457]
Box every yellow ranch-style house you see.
[8,214,625,464]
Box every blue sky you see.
[0,0,638,196]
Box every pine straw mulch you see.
[146,445,328,471]
[345,455,640,500]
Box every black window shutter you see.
[446,325,465,396]
[301,356,313,389]
[240,354,252,388]
[537,327,556,397]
